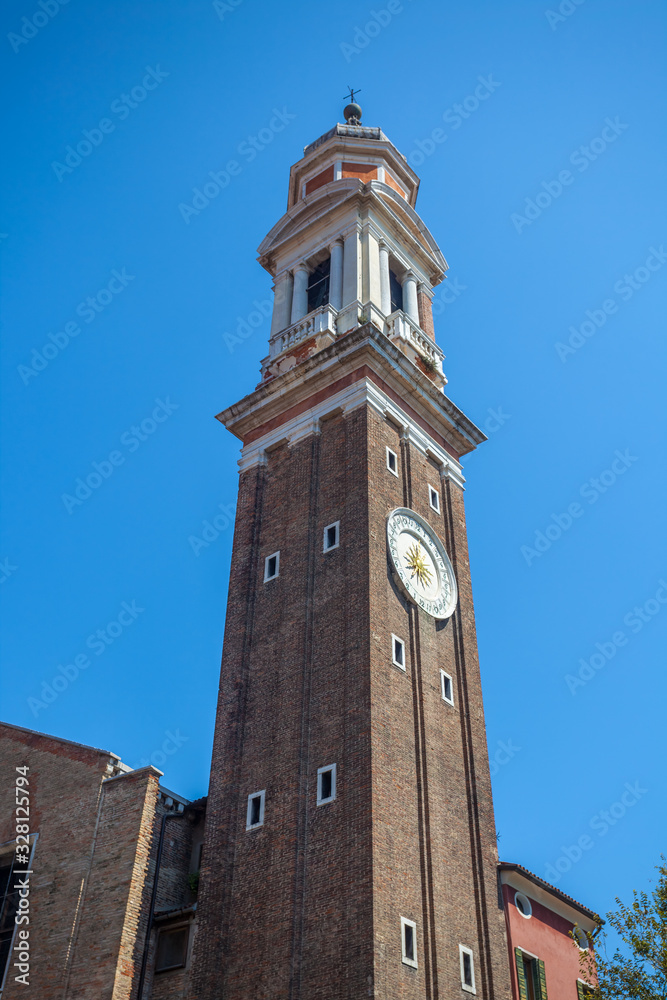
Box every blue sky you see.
[1,0,665,944]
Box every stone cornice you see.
[216,323,486,465]
[257,180,446,285]
[290,124,420,209]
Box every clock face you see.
[386,507,458,620]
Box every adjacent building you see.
[0,722,204,1000]
[500,863,598,999]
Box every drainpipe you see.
[136,810,185,1000]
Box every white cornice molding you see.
[291,126,420,207]
[258,181,445,283]
[299,152,401,189]
[500,870,598,932]
[219,325,485,458]
[372,182,448,273]
[236,376,466,488]
[360,217,431,286]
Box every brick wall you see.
[190,408,374,999]
[417,287,436,342]
[190,385,512,998]
[367,408,511,999]
[67,768,160,1000]
[0,724,162,1000]
[0,726,112,998]
[142,801,204,1000]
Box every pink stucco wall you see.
[503,883,595,999]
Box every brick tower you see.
[190,104,512,1000]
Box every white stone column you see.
[329,239,344,310]
[379,242,391,316]
[270,271,294,338]
[362,228,383,330]
[402,271,419,324]
[291,263,309,324]
[342,229,360,307]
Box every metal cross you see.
[345,87,361,103]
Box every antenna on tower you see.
[343,88,363,125]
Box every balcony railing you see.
[268,304,338,359]
[385,310,445,377]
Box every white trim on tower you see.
[237,377,466,488]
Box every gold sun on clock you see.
[386,507,458,620]
[405,542,433,588]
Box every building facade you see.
[0,107,600,999]
[500,864,598,1000]
[0,722,204,1000]
[189,108,512,999]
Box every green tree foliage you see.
[578,857,667,999]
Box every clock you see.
[386,507,458,620]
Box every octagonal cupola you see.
[257,102,449,388]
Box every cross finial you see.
[343,88,363,125]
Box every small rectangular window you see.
[317,764,336,804]
[155,925,189,972]
[429,485,440,513]
[264,551,280,582]
[460,945,476,993]
[401,917,417,968]
[391,634,406,670]
[440,670,454,705]
[246,789,265,830]
[386,447,398,477]
[323,521,340,552]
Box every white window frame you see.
[401,917,418,968]
[440,669,454,705]
[317,763,336,805]
[386,447,399,477]
[264,551,280,582]
[428,484,440,513]
[323,521,340,552]
[460,945,476,993]
[245,789,266,830]
[515,891,532,918]
[391,634,406,670]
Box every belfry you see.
[190,101,513,999]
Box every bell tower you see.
[189,103,512,1000]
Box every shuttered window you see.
[155,925,189,972]
[515,948,548,1000]
[537,959,547,999]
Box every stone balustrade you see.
[385,310,446,383]
[268,304,339,360]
